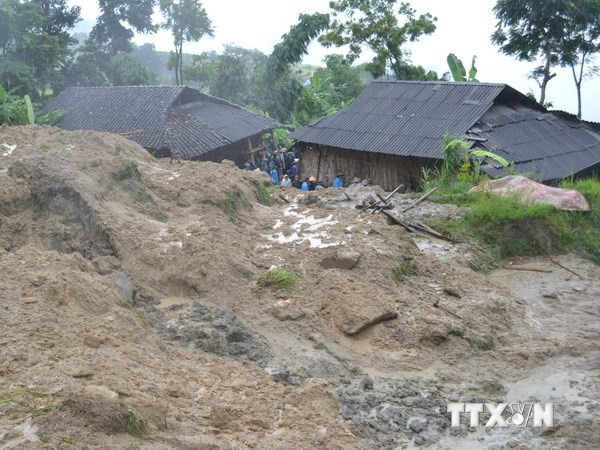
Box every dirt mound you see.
[0,125,598,448]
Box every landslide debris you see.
[0,125,597,449]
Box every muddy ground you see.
[0,126,598,449]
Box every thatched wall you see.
[299,146,439,191]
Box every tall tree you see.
[90,0,157,56]
[254,12,329,122]
[209,46,266,104]
[317,54,367,103]
[319,0,437,80]
[160,0,213,85]
[0,0,80,96]
[559,0,600,118]
[491,0,573,106]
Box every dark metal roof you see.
[44,86,281,159]
[473,104,600,182]
[290,80,599,181]
[290,80,510,159]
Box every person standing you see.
[280,174,292,187]
[270,164,280,185]
[289,158,299,179]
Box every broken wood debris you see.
[357,185,451,242]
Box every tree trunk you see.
[539,37,556,107]
[179,42,184,85]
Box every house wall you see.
[299,146,438,191]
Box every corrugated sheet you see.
[290,80,506,158]
[43,86,280,160]
[475,104,600,181]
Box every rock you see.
[65,366,94,379]
[408,417,428,433]
[108,271,135,303]
[333,293,398,336]
[31,273,47,287]
[444,286,462,298]
[361,376,374,391]
[271,300,306,321]
[320,250,361,270]
[265,366,290,382]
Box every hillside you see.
[0,125,598,448]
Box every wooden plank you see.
[402,187,438,212]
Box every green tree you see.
[559,0,600,118]
[106,52,157,85]
[209,46,267,104]
[319,0,437,79]
[90,0,157,56]
[491,0,573,106]
[317,54,367,103]
[159,0,213,85]
[254,13,329,122]
[292,72,338,127]
[0,0,80,96]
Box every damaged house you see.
[44,86,281,165]
[290,81,600,190]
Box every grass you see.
[256,269,303,293]
[119,401,153,437]
[0,389,26,406]
[255,181,274,206]
[220,190,241,222]
[391,259,416,284]
[150,211,168,222]
[116,161,142,181]
[425,177,600,267]
[468,336,496,351]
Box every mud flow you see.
[0,126,597,449]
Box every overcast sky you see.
[70,0,600,122]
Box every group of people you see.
[243,138,301,185]
[242,140,372,191]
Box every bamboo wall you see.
[299,146,439,191]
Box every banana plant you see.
[447,54,479,82]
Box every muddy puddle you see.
[438,254,600,449]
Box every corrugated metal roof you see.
[290,80,506,159]
[43,86,280,160]
[291,80,600,181]
[474,104,600,181]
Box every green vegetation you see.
[468,336,496,351]
[391,259,416,284]
[116,161,142,181]
[33,403,61,417]
[220,190,241,222]
[255,182,274,206]
[426,178,600,266]
[256,269,303,293]
[150,211,168,222]
[119,400,153,437]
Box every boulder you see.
[320,250,361,270]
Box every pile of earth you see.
[0,125,598,449]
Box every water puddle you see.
[263,205,345,248]
[158,297,194,309]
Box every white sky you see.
[70,0,600,122]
